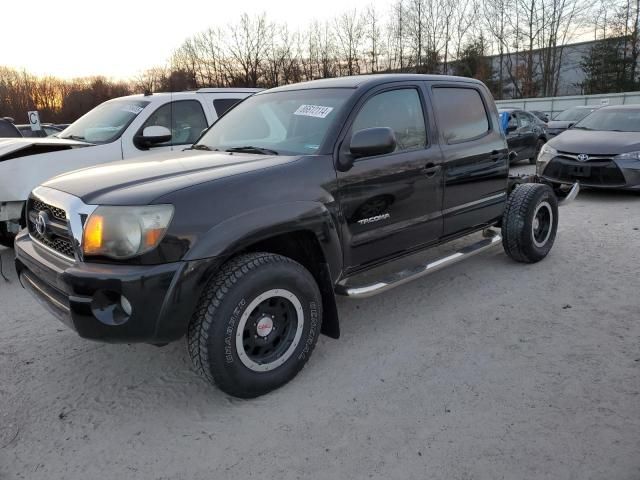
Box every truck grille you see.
[27,197,75,259]
[31,198,67,221]
[544,154,626,187]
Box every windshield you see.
[553,107,596,122]
[196,88,351,155]
[573,108,640,132]
[59,99,150,144]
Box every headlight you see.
[536,143,557,175]
[614,150,640,161]
[83,205,174,259]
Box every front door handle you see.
[423,163,440,177]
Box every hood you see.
[43,149,301,205]
[0,137,92,161]
[548,129,640,155]
[546,120,574,130]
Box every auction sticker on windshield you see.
[294,105,334,118]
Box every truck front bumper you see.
[14,230,221,343]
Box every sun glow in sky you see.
[2,0,376,79]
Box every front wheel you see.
[502,183,558,263]
[187,252,322,398]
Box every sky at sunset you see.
[2,0,376,79]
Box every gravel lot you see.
[1,164,639,480]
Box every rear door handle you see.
[423,163,440,177]
[490,150,502,161]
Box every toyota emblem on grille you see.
[577,153,589,162]
[35,211,49,237]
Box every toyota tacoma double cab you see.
[14,75,579,398]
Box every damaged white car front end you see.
[0,138,94,245]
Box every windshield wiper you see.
[571,126,592,130]
[225,146,279,155]
[61,134,86,141]
[189,144,214,151]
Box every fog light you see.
[91,290,131,326]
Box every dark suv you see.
[14,75,577,397]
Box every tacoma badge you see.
[357,213,390,225]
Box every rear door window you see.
[213,98,242,117]
[432,87,490,143]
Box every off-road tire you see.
[187,252,322,398]
[502,183,558,263]
[529,139,545,164]
[0,222,16,249]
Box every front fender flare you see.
[184,201,343,280]
[184,201,343,339]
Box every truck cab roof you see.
[263,74,486,93]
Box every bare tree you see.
[407,0,426,71]
[227,13,270,87]
[333,9,365,76]
[365,5,384,72]
[388,0,408,71]
[484,0,514,98]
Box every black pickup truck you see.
[14,75,578,397]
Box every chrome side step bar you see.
[336,229,503,298]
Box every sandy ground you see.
[1,164,639,480]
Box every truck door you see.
[428,83,509,237]
[336,84,444,270]
[121,100,208,158]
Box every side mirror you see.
[350,127,396,158]
[134,125,171,149]
[508,151,518,162]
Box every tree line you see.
[1,0,639,123]
[0,67,131,124]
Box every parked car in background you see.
[16,124,63,137]
[538,105,640,189]
[499,108,548,164]
[546,106,601,137]
[530,110,549,123]
[0,88,261,247]
[0,118,22,138]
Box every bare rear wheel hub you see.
[532,201,553,248]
